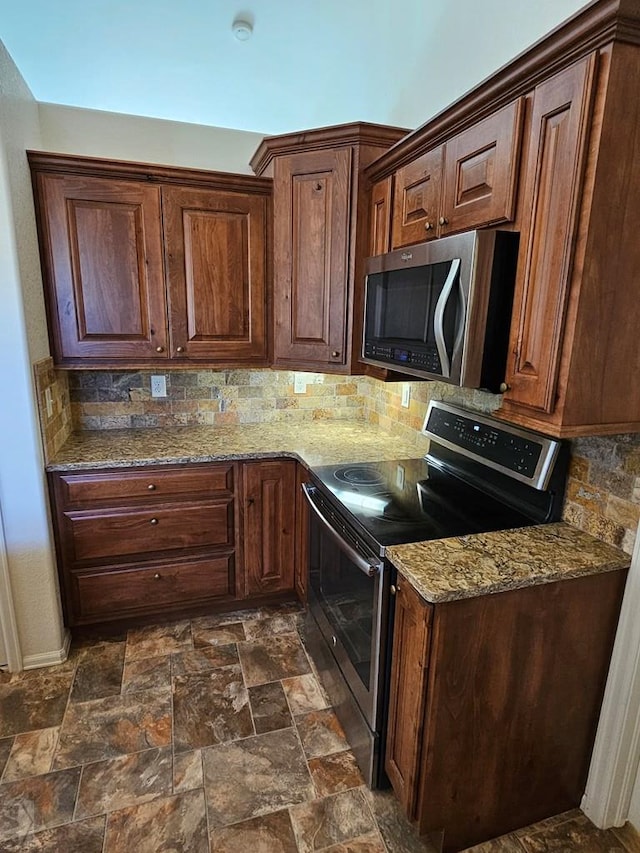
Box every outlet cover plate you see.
[401,383,411,408]
[151,375,167,398]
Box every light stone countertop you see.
[47,423,629,604]
[46,421,430,471]
[386,522,630,604]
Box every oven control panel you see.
[423,402,560,489]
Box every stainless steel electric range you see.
[302,401,569,787]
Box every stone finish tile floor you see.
[0,603,638,852]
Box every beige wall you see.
[0,40,66,665]
[37,103,264,173]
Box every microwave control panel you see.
[364,342,442,374]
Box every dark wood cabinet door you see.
[385,576,432,818]
[391,147,443,248]
[416,570,626,852]
[243,460,296,595]
[273,148,352,367]
[441,99,523,235]
[503,57,595,415]
[35,173,168,362]
[163,187,268,363]
[369,177,392,255]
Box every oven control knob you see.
[331,636,337,647]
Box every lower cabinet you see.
[386,570,627,852]
[49,458,304,627]
[385,578,432,816]
[49,463,240,626]
[242,460,297,596]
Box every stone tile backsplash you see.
[33,358,72,461]
[68,369,365,431]
[34,364,640,555]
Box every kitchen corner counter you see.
[45,421,430,471]
[386,522,630,604]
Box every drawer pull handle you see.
[150,518,159,525]
[147,484,156,491]
[153,573,161,580]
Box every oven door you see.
[303,483,389,731]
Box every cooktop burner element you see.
[333,466,386,486]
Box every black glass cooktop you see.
[312,457,532,549]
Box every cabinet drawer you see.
[73,555,235,620]
[57,464,234,506]
[65,500,233,564]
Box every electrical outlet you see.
[401,383,411,408]
[396,464,405,490]
[150,375,167,398]
[294,373,307,394]
[44,387,53,418]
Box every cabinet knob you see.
[425,222,434,231]
[331,351,340,358]
[153,573,161,580]
[147,484,156,491]
[150,517,159,525]
[390,584,398,596]
[499,382,511,393]
[439,216,448,226]
[176,346,185,353]
[155,346,164,353]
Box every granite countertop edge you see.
[386,522,630,604]
[391,551,629,604]
[45,448,305,472]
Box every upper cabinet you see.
[367,1,640,435]
[251,123,407,373]
[369,176,393,256]
[389,101,523,251]
[499,41,640,436]
[162,186,267,362]
[272,147,352,368]
[500,58,596,423]
[29,154,271,368]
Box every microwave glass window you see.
[366,259,460,350]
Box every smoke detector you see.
[232,16,253,41]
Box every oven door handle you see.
[302,483,383,578]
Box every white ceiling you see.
[1,0,589,136]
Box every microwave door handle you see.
[301,483,382,578]
[433,257,462,379]
[451,266,467,371]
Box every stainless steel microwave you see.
[361,230,519,391]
